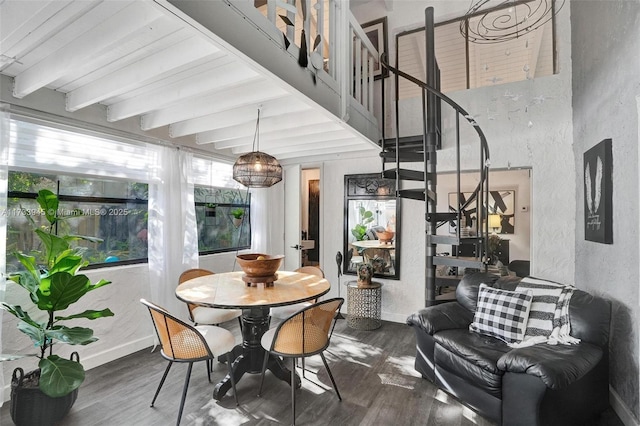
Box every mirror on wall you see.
[343,173,400,280]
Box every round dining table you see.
[176,270,331,400]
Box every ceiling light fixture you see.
[232,109,282,188]
[460,0,565,44]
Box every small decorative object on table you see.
[236,253,284,286]
[356,262,374,287]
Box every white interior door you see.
[284,164,302,270]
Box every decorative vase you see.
[10,366,79,426]
[232,217,243,227]
[356,262,373,287]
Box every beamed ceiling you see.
[0,0,380,162]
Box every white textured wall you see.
[570,0,640,422]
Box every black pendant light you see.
[232,109,282,188]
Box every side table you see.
[345,281,383,330]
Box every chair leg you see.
[237,316,243,332]
[176,362,194,426]
[291,357,297,426]
[206,359,212,382]
[320,352,341,401]
[227,353,239,406]
[301,357,306,379]
[258,349,270,396]
[151,361,173,407]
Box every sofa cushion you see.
[434,329,511,397]
[469,284,533,344]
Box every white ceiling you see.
[0,0,380,162]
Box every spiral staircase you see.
[380,7,491,306]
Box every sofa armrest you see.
[406,302,473,335]
[497,342,603,389]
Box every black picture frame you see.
[584,138,613,244]
[362,17,389,80]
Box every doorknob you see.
[290,245,302,250]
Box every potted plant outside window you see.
[231,208,244,227]
[1,189,114,425]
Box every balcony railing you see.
[244,0,378,121]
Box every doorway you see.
[301,168,320,266]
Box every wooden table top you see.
[175,271,331,309]
[352,240,395,249]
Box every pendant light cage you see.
[460,0,565,44]
[233,110,283,188]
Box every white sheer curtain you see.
[147,147,197,319]
[0,109,9,405]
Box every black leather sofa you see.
[406,272,611,425]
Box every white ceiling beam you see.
[139,79,287,130]
[65,36,218,111]
[56,16,186,92]
[13,1,161,98]
[274,145,379,160]
[196,111,331,145]
[235,129,354,151]
[234,138,363,155]
[169,96,310,137]
[210,122,345,148]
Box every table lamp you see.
[489,214,501,233]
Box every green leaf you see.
[17,321,46,346]
[1,303,43,329]
[35,229,70,268]
[56,308,115,321]
[87,279,112,292]
[36,189,59,225]
[46,326,96,345]
[39,355,85,397]
[9,264,40,295]
[50,252,85,275]
[36,272,90,311]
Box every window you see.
[6,171,148,272]
[397,1,556,98]
[195,186,251,254]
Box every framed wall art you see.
[584,138,613,244]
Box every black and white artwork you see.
[584,138,613,244]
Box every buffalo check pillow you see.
[469,284,534,344]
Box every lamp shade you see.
[489,214,501,230]
[232,151,282,188]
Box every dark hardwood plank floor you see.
[1,319,623,426]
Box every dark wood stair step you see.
[382,168,433,182]
[432,256,485,269]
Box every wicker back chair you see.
[270,266,325,321]
[178,268,242,330]
[141,299,238,426]
[258,298,344,425]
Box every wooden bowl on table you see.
[236,253,284,286]
[376,230,395,244]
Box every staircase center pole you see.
[425,6,437,305]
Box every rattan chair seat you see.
[192,306,242,325]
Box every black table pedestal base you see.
[213,307,301,401]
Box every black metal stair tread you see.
[433,256,485,269]
[380,151,426,163]
[398,189,436,201]
[427,235,482,245]
[382,168,428,181]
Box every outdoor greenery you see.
[1,190,114,397]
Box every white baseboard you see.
[610,385,640,426]
[2,335,155,403]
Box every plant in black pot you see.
[1,189,114,426]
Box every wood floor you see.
[1,319,624,426]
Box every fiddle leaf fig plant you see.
[351,206,374,241]
[1,189,114,397]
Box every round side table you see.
[345,281,383,330]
